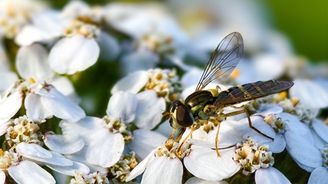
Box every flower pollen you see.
[145,69,181,101]
[5,116,42,148]
[264,114,285,133]
[64,20,100,38]
[70,172,109,184]
[0,149,20,171]
[103,116,132,142]
[234,137,274,175]
[109,152,138,183]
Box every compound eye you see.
[170,100,180,112]
[176,104,194,127]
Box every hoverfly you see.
[166,32,293,155]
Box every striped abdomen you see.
[214,80,294,108]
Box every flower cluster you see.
[0,0,328,184]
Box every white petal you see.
[209,120,244,147]
[47,161,90,176]
[0,72,17,92]
[16,143,73,166]
[44,133,85,154]
[184,146,240,181]
[111,70,148,94]
[0,90,22,122]
[16,143,51,159]
[290,79,328,109]
[255,167,291,184]
[15,25,59,46]
[63,117,124,167]
[0,171,5,184]
[81,129,124,167]
[62,1,89,18]
[257,104,283,116]
[0,121,9,137]
[8,160,55,184]
[311,129,326,150]
[25,93,52,121]
[97,32,120,60]
[49,35,100,74]
[135,91,166,129]
[308,167,328,184]
[190,121,242,148]
[312,119,328,143]
[142,157,183,184]
[253,54,284,81]
[52,170,70,184]
[60,117,104,139]
[120,49,159,74]
[284,126,322,169]
[106,91,137,123]
[16,44,53,81]
[126,149,156,181]
[50,77,76,97]
[278,113,309,135]
[129,129,166,159]
[185,177,228,184]
[38,86,85,122]
[238,116,276,140]
[294,160,314,172]
[266,134,286,153]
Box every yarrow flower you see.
[233,137,274,175]
[0,0,328,183]
[70,171,110,184]
[16,1,120,74]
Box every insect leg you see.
[214,122,221,157]
[176,126,196,155]
[244,107,274,140]
[168,128,177,140]
[211,144,236,151]
[222,107,274,140]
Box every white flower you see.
[306,145,328,184]
[105,3,190,73]
[0,142,89,184]
[185,177,228,184]
[290,79,328,109]
[0,71,17,94]
[0,44,85,122]
[127,120,242,183]
[108,152,138,182]
[57,117,125,168]
[16,1,120,74]
[107,91,165,130]
[126,146,184,184]
[0,80,85,122]
[129,129,167,160]
[112,68,181,101]
[255,167,291,184]
[312,119,328,143]
[235,54,286,84]
[0,0,46,39]
[279,112,323,172]
[70,171,110,184]
[168,0,291,57]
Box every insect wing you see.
[195,32,244,91]
[214,80,294,107]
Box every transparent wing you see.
[195,32,244,91]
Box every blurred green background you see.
[51,0,328,61]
